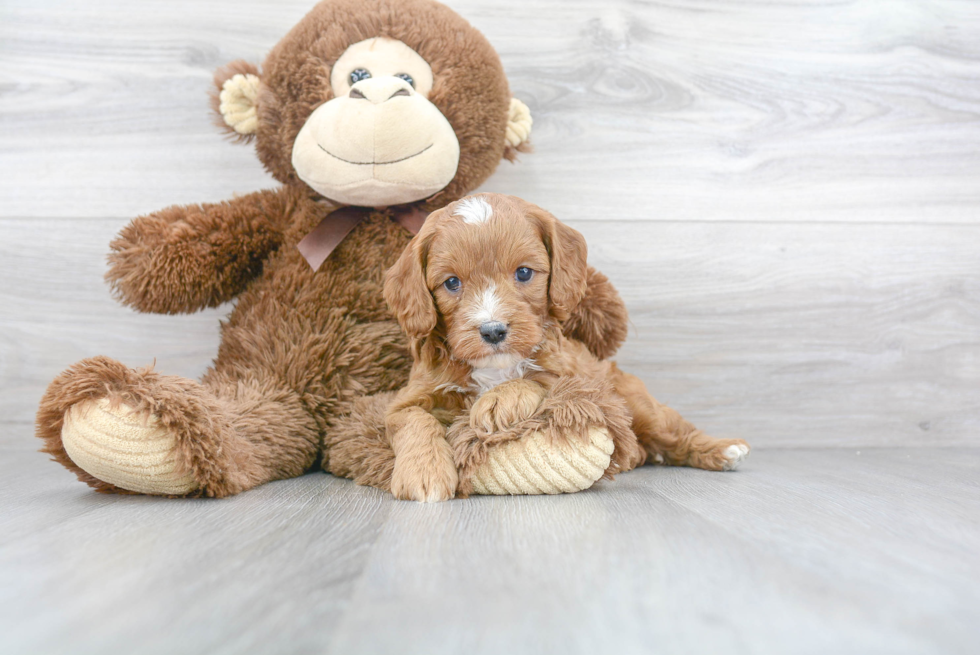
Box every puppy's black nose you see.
[479,321,508,345]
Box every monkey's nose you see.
[479,321,508,345]
[349,77,413,104]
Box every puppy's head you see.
[384,193,588,368]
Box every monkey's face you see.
[214,0,533,211]
[291,38,461,207]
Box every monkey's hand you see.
[469,379,547,433]
[106,187,298,314]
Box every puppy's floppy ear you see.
[526,204,589,321]
[384,219,440,339]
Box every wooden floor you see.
[1,444,978,655]
[2,0,979,653]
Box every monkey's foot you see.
[61,398,198,496]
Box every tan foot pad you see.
[61,398,198,496]
[470,427,615,495]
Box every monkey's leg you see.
[324,392,398,491]
[36,356,320,497]
[610,366,750,471]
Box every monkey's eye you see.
[349,68,372,85]
[443,276,461,293]
[395,73,415,88]
[515,267,534,283]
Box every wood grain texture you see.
[2,0,980,222]
[1,443,978,655]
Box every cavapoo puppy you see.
[382,193,750,501]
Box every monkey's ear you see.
[384,225,439,340]
[503,98,533,161]
[211,61,261,141]
[527,205,589,322]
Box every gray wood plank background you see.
[2,443,978,655]
[2,0,978,447]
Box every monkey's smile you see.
[318,143,434,166]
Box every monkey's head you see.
[212,0,532,211]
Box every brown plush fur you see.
[35,0,630,497]
[340,193,749,500]
[325,392,398,489]
[42,207,413,497]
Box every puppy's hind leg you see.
[609,365,750,471]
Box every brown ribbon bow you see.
[296,205,429,272]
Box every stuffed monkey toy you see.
[36,0,630,498]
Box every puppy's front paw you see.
[391,444,458,502]
[470,379,546,433]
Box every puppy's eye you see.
[515,267,534,283]
[443,276,461,293]
[349,68,371,85]
[395,73,415,88]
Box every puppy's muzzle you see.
[479,321,508,345]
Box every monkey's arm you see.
[106,187,300,314]
[562,266,629,361]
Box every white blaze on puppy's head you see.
[454,196,494,224]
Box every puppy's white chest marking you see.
[469,355,543,394]
[471,365,521,394]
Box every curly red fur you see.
[376,193,646,498]
[370,193,749,498]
